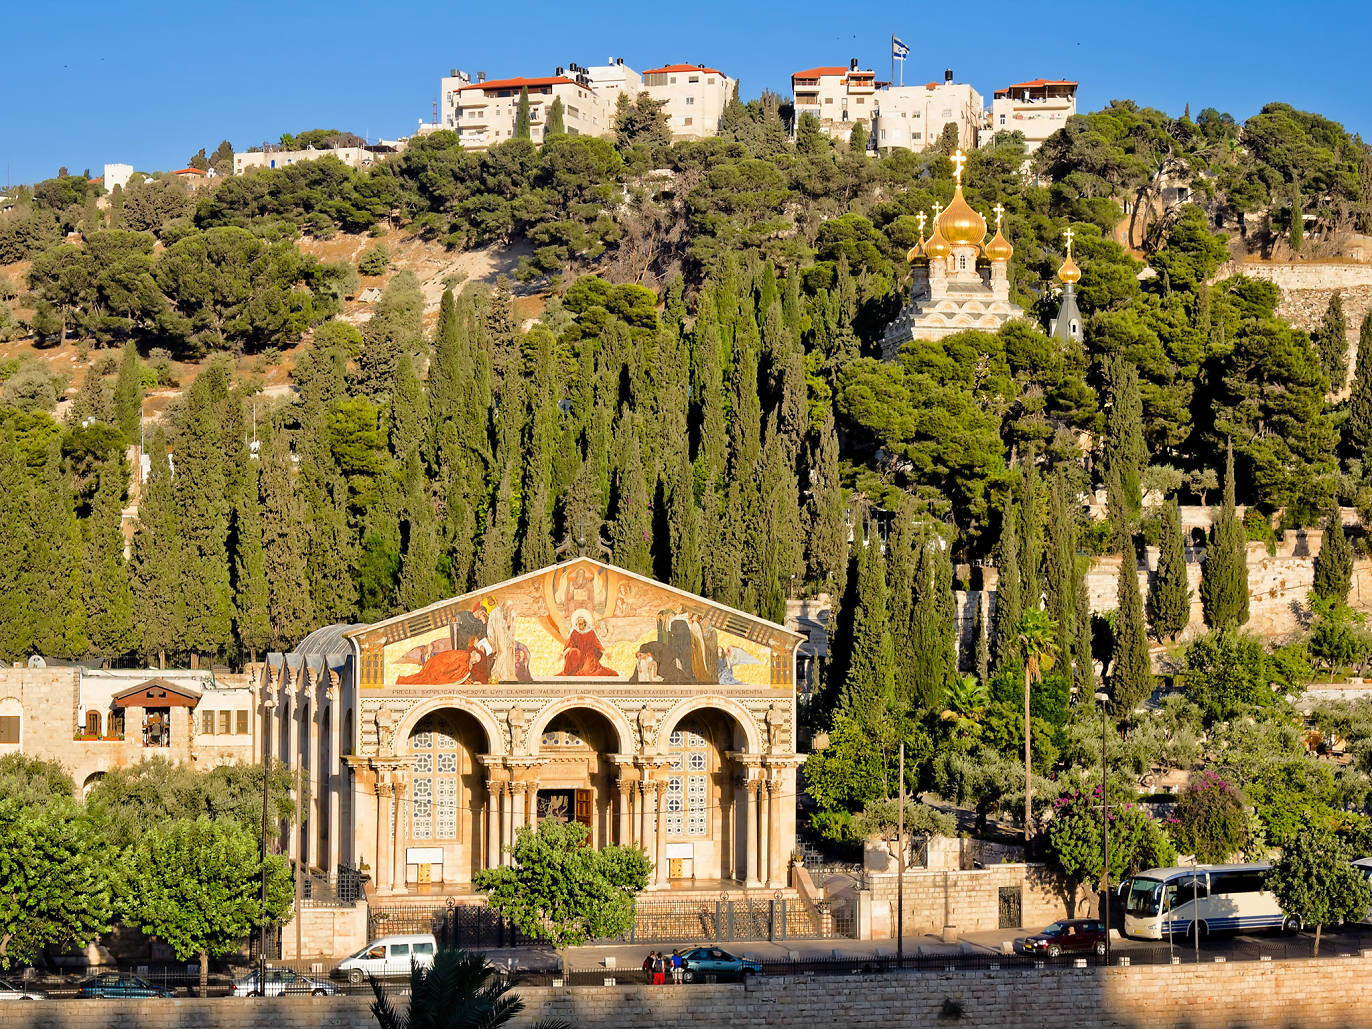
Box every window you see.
[666,721,712,838]
[707,77,715,84]
[959,256,967,270]
[999,114,1006,125]
[218,710,231,735]
[409,714,467,841]
[202,710,215,735]
[86,710,101,736]
[1,715,21,744]
[389,944,410,959]
[236,710,249,735]
[670,76,677,84]
[683,117,693,127]
[685,96,694,105]
[688,75,699,83]
[109,710,124,737]
[856,97,864,105]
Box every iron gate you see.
[368,900,534,949]
[998,886,1023,929]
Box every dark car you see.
[1018,918,1107,958]
[76,972,175,999]
[679,947,762,982]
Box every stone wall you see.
[278,901,369,961]
[11,956,1372,1028]
[866,862,1067,937]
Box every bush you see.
[1170,771,1249,862]
[357,243,391,276]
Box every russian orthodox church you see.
[1049,228,1084,344]
[881,149,1026,358]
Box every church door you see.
[574,790,593,832]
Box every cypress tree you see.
[1347,312,1372,455]
[1200,441,1250,629]
[1313,508,1353,605]
[546,96,566,137]
[1042,467,1077,670]
[1148,496,1191,642]
[1314,291,1348,390]
[753,428,803,624]
[514,87,532,140]
[841,520,896,725]
[1073,573,1098,696]
[1111,524,1152,716]
[909,539,948,710]
[477,457,518,587]
[84,463,136,663]
[729,319,763,476]
[692,289,728,489]
[70,368,111,427]
[0,428,35,661]
[357,270,423,396]
[297,397,359,624]
[1288,191,1303,252]
[232,463,271,662]
[1019,455,1043,609]
[29,440,87,659]
[885,499,919,690]
[1103,357,1147,525]
[389,353,428,463]
[971,595,990,684]
[933,531,957,686]
[993,505,1023,670]
[132,427,184,668]
[804,407,848,602]
[666,449,701,594]
[609,427,653,576]
[259,429,315,649]
[113,342,143,443]
[399,483,446,611]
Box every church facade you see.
[261,558,805,897]
[882,149,1026,357]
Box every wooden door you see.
[417,864,432,885]
[574,789,593,830]
[669,859,684,880]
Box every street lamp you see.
[1094,690,1111,967]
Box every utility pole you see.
[258,692,275,990]
[897,742,905,969]
[1097,691,1110,967]
[294,720,305,965]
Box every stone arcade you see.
[260,558,805,898]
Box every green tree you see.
[1312,509,1353,605]
[1148,496,1191,642]
[1313,291,1348,390]
[1200,442,1249,630]
[1017,609,1058,840]
[546,97,566,138]
[112,342,143,443]
[357,244,390,276]
[233,463,271,662]
[1171,772,1250,864]
[1042,468,1078,673]
[1112,529,1153,716]
[1102,357,1147,525]
[514,87,532,141]
[993,507,1023,670]
[122,816,293,994]
[84,465,137,662]
[474,818,650,976]
[370,948,572,1029]
[1265,825,1370,955]
[0,429,36,661]
[841,526,897,726]
[0,795,115,968]
[1346,312,1372,456]
[1182,629,1276,722]
[803,408,847,599]
[1019,457,1043,609]
[849,121,868,154]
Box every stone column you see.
[617,780,633,848]
[326,684,342,881]
[720,781,734,882]
[485,776,501,871]
[767,776,785,888]
[638,781,650,853]
[375,776,393,893]
[524,781,539,832]
[502,783,515,866]
[653,779,667,887]
[511,779,526,839]
[391,774,407,893]
[641,780,658,887]
[744,778,761,888]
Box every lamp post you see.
[1094,690,1110,967]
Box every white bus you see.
[1122,864,1286,940]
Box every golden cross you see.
[916,211,927,236]
[951,148,967,186]
[1063,227,1075,255]
[932,201,944,223]
[993,203,1005,230]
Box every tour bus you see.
[1122,863,1286,940]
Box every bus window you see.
[1126,879,1161,917]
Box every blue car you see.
[680,947,762,983]
[77,972,175,999]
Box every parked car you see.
[679,947,762,982]
[1017,919,1107,958]
[76,972,175,999]
[231,968,338,997]
[334,934,437,984]
[0,978,45,1001]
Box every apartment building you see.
[233,146,391,175]
[791,61,879,144]
[439,70,608,148]
[641,63,735,139]
[991,78,1078,151]
[585,57,644,104]
[873,71,984,152]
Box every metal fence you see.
[628,895,855,943]
[369,900,535,950]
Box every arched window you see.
[85,710,102,737]
[409,713,467,841]
[664,720,713,838]
[958,255,967,270]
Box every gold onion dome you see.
[906,238,926,262]
[938,185,987,248]
[1058,253,1081,284]
[985,227,1013,263]
[925,227,950,261]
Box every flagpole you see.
[890,33,895,90]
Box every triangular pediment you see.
[349,558,802,690]
[112,678,202,708]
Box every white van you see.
[335,934,437,983]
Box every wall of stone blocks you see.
[9,956,1372,1029]
[866,862,1069,935]
[279,901,369,961]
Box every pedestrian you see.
[652,951,666,985]
[671,949,684,984]
[642,951,653,984]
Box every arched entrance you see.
[532,707,622,849]
[656,708,753,884]
[405,709,492,886]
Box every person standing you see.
[652,951,666,986]
[671,950,684,984]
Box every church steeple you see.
[1050,227,1083,344]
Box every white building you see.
[102,163,134,193]
[439,71,608,149]
[873,72,984,152]
[233,146,385,175]
[641,63,735,139]
[791,62,879,144]
[991,78,1078,152]
[585,58,643,104]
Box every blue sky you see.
[3,0,1368,187]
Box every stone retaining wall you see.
[866,862,1067,936]
[9,956,1372,1028]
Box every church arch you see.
[392,696,503,757]
[528,696,634,756]
[656,695,762,754]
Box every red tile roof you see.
[996,78,1078,95]
[172,167,207,175]
[792,66,851,79]
[924,81,943,90]
[644,63,724,75]
[457,75,588,92]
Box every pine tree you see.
[993,505,1023,670]
[1314,292,1349,390]
[113,342,143,443]
[841,521,896,725]
[0,428,35,662]
[259,429,316,650]
[1042,468,1078,672]
[1111,524,1152,716]
[804,407,848,603]
[514,87,532,140]
[232,462,271,662]
[83,463,136,663]
[546,96,566,137]
[357,271,423,396]
[1148,496,1191,641]
[1347,312,1372,455]
[132,427,184,668]
[1103,357,1147,525]
[1200,441,1250,629]
[1019,455,1043,609]
[1313,508,1353,606]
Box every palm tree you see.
[939,674,989,739]
[1017,609,1059,843]
[370,948,573,1029]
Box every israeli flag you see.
[892,37,910,59]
